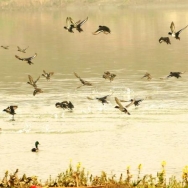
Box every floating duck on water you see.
[31,141,40,152]
[64,17,75,33]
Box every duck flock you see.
[1,17,188,131]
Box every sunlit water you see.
[0,6,188,181]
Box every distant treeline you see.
[0,0,187,9]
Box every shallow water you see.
[0,7,188,181]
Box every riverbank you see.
[0,0,188,10]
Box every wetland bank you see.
[0,0,188,184]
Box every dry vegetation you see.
[1,162,188,188]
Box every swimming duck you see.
[33,88,43,96]
[55,101,74,110]
[42,70,54,80]
[103,71,116,82]
[114,97,131,115]
[17,46,29,53]
[27,75,40,88]
[168,22,188,40]
[142,72,152,81]
[64,17,75,33]
[93,26,111,35]
[74,72,92,88]
[3,106,18,121]
[15,53,37,65]
[159,37,171,44]
[69,17,88,32]
[167,71,185,79]
[31,141,39,152]
[1,45,9,49]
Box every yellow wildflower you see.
[161,161,166,167]
[138,164,142,170]
[127,166,130,170]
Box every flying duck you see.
[120,98,144,107]
[114,97,131,115]
[142,72,152,81]
[93,26,111,35]
[167,71,185,79]
[27,75,40,88]
[3,106,18,121]
[55,101,74,110]
[17,46,29,53]
[1,45,9,49]
[33,88,43,96]
[64,17,75,33]
[168,22,188,40]
[42,70,54,80]
[69,17,88,32]
[74,72,92,88]
[159,37,171,44]
[15,53,37,65]
[31,141,40,152]
[103,71,116,82]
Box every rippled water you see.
[0,6,188,181]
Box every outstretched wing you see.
[74,72,80,79]
[170,22,175,33]
[77,17,88,27]
[17,46,21,51]
[15,55,23,60]
[29,53,37,60]
[93,28,103,35]
[176,25,188,35]
[10,106,18,110]
[125,100,135,108]
[115,97,124,109]
[49,72,54,76]
[43,70,47,75]
[87,96,94,100]
[35,76,40,83]
[28,75,34,84]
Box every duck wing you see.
[125,100,135,108]
[10,106,18,111]
[35,76,40,84]
[115,97,124,109]
[87,96,94,100]
[43,70,47,75]
[17,46,21,51]
[28,53,37,60]
[170,22,175,33]
[77,17,88,27]
[74,72,80,79]
[49,72,54,76]
[176,25,188,35]
[28,75,34,84]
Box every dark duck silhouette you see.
[31,141,40,152]
[142,72,152,81]
[15,53,37,65]
[114,97,131,115]
[168,22,188,40]
[103,71,116,82]
[93,26,111,35]
[33,88,43,96]
[64,17,75,33]
[87,93,113,105]
[27,75,40,88]
[3,106,18,121]
[55,101,74,110]
[1,45,9,49]
[42,70,54,80]
[17,46,29,53]
[120,98,144,107]
[159,37,171,44]
[69,17,88,32]
[74,72,92,89]
[167,71,186,79]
